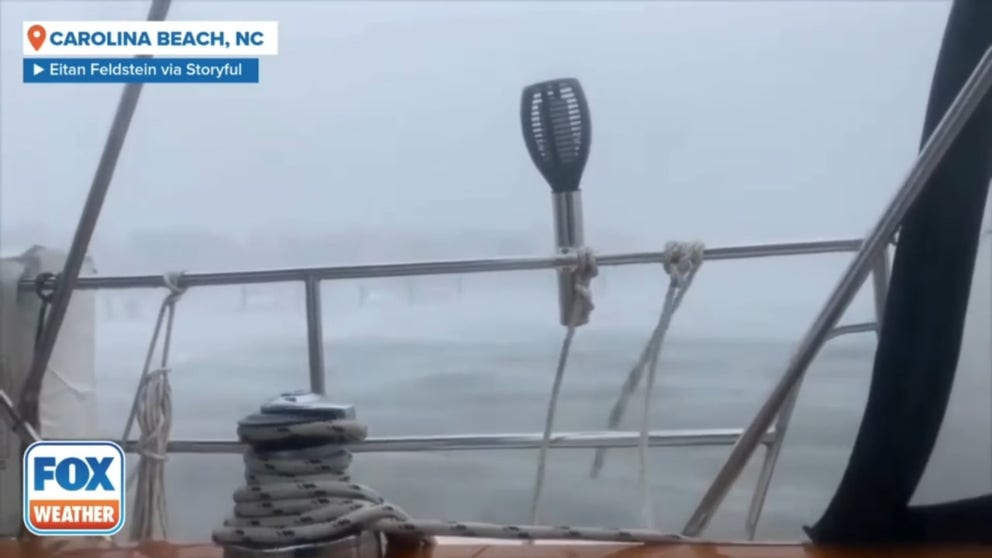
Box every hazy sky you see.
[1,0,952,252]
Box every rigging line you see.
[528,247,597,526]
[591,242,703,481]
[637,242,704,527]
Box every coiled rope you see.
[590,241,704,527]
[120,271,185,541]
[211,412,695,548]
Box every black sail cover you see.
[808,0,992,544]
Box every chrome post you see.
[743,321,881,538]
[304,277,326,395]
[744,383,800,540]
[17,0,173,427]
[743,263,890,538]
[552,191,586,325]
[871,249,891,325]
[682,46,992,537]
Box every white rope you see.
[120,271,185,541]
[589,241,704,527]
[528,247,598,526]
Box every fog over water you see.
[1,0,989,542]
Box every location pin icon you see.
[27,25,46,51]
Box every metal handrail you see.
[20,238,863,291]
[16,236,877,462]
[123,428,778,455]
[825,321,877,340]
[744,319,881,539]
[20,237,868,413]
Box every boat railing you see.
[17,235,889,538]
[24,236,877,402]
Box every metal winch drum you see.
[221,391,381,558]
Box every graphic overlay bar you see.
[23,58,259,84]
[23,21,278,56]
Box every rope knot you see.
[136,447,168,462]
[566,247,598,327]
[162,271,187,303]
[662,241,705,286]
[571,247,599,283]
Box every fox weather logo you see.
[23,441,126,536]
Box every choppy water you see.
[91,262,990,543]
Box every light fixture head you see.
[520,78,591,193]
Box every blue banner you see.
[23,57,259,83]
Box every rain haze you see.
[1,0,989,543]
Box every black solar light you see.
[521,78,592,325]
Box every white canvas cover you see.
[0,246,97,536]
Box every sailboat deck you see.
[2,540,989,558]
